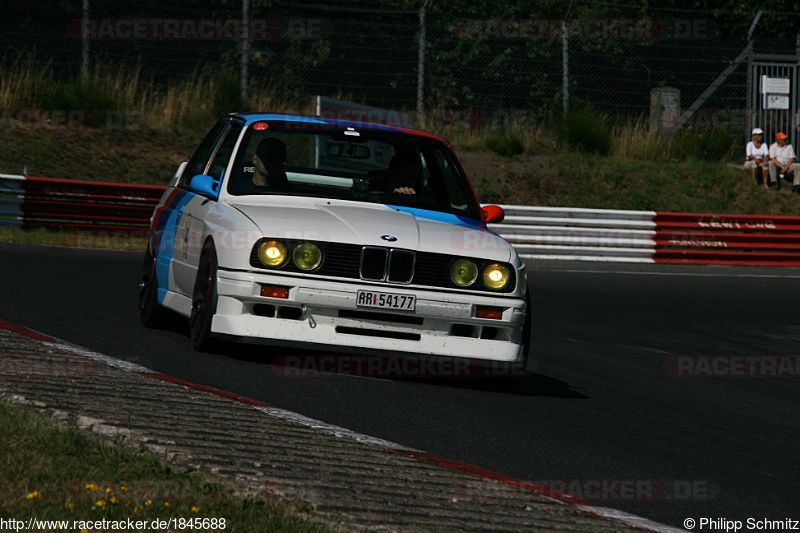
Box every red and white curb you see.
[0,319,685,533]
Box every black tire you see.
[190,241,219,352]
[139,246,167,327]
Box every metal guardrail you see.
[0,174,165,233]
[489,205,658,263]
[652,212,800,266]
[490,205,800,266]
[4,176,800,266]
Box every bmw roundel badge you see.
[381,235,398,242]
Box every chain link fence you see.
[2,0,799,137]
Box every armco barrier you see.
[652,212,800,266]
[488,206,658,263]
[490,205,800,266]
[3,176,800,266]
[0,174,166,233]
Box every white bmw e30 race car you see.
[139,113,530,377]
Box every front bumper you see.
[212,269,528,364]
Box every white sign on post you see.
[761,76,791,94]
[767,95,790,110]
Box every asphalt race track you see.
[1,242,798,530]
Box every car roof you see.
[227,112,448,144]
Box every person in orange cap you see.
[768,132,800,192]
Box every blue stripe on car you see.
[384,204,486,231]
[153,189,195,304]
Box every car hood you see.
[228,197,513,261]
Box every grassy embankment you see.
[1,59,796,250]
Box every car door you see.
[153,119,229,304]
[172,119,244,296]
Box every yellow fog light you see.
[482,263,509,290]
[450,258,478,286]
[258,240,287,268]
[293,242,323,271]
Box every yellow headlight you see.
[450,258,478,286]
[258,240,287,268]
[482,263,509,290]
[293,242,322,271]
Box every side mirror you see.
[481,205,505,224]
[189,174,219,198]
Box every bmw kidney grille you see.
[360,247,415,284]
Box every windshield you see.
[227,120,481,220]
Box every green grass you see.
[0,400,337,532]
[0,57,308,134]
[483,131,525,157]
[469,152,800,216]
[554,104,611,156]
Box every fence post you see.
[416,0,430,122]
[747,42,754,136]
[562,0,573,117]
[81,0,90,78]
[241,0,249,106]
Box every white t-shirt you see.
[746,141,768,162]
[769,142,796,166]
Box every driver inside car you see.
[238,138,290,193]
[384,149,422,195]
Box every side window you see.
[423,149,469,210]
[207,123,243,181]
[179,119,228,187]
[434,150,470,209]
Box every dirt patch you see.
[458,149,555,205]
[0,129,203,185]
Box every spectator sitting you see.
[768,132,800,192]
[384,149,422,195]
[744,127,769,188]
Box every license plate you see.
[356,290,416,311]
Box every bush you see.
[47,78,116,108]
[483,130,525,157]
[211,69,242,116]
[41,77,119,128]
[669,131,736,162]
[556,104,611,156]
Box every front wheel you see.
[190,242,219,352]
